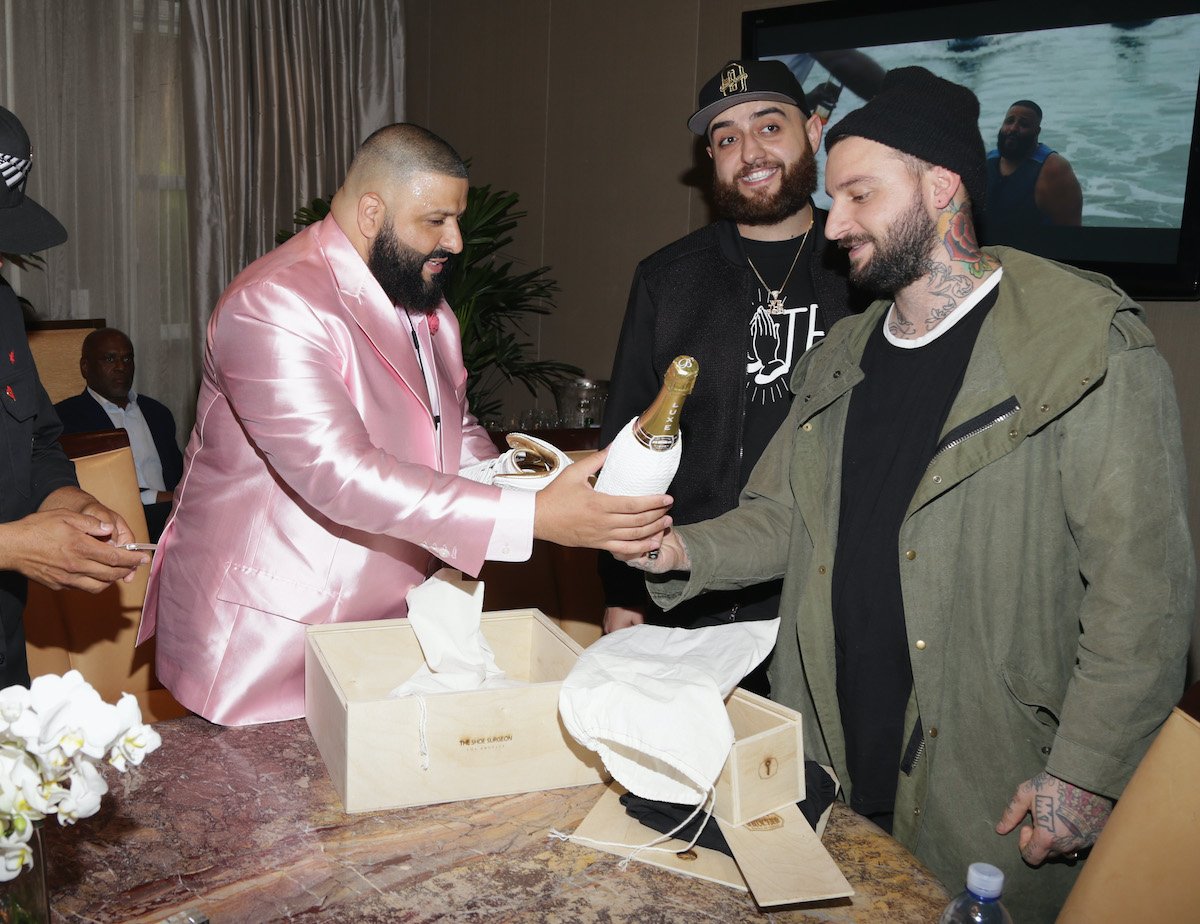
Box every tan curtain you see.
[182,0,405,373]
[1,0,191,428]
[0,0,404,432]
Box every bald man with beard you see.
[139,123,672,726]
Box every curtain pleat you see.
[182,0,405,381]
[0,0,404,434]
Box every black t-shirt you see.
[832,284,999,817]
[739,233,823,487]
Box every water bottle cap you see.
[966,862,1005,899]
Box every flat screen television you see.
[743,0,1200,300]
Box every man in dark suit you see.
[55,328,183,540]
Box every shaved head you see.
[345,123,467,196]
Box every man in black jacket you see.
[599,60,865,682]
[0,106,146,688]
[56,328,184,540]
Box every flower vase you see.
[0,823,49,924]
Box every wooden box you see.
[305,608,605,813]
[714,688,805,826]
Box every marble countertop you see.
[43,716,949,923]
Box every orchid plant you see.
[0,671,162,881]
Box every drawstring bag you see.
[558,619,780,804]
[554,619,779,861]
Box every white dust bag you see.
[558,619,780,805]
[388,568,518,697]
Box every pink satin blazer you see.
[138,216,503,726]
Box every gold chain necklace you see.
[745,223,812,314]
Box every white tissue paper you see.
[388,568,520,697]
[558,619,780,804]
[593,417,683,496]
[459,432,573,492]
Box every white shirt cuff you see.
[485,488,535,562]
[139,488,158,505]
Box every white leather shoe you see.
[459,432,573,491]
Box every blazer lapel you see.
[314,217,434,422]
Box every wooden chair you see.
[24,317,105,403]
[24,428,188,722]
[1057,682,1200,921]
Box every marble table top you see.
[43,716,949,923]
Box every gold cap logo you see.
[720,64,749,97]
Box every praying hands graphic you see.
[749,306,787,379]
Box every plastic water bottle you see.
[938,862,1014,923]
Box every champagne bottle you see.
[595,355,698,496]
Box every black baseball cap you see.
[688,59,810,136]
[0,106,67,253]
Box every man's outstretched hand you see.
[534,447,672,557]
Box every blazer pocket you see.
[216,563,340,625]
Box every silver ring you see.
[647,550,659,560]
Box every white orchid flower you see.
[0,685,30,736]
[108,694,161,771]
[0,834,33,882]
[54,762,108,824]
[0,673,161,878]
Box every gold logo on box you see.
[758,756,779,779]
[459,733,513,748]
[746,813,783,831]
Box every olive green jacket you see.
[650,248,1194,921]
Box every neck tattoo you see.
[745,221,812,314]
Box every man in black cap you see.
[598,59,864,669]
[627,66,1192,921]
[0,106,147,688]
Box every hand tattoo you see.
[1005,771,1114,863]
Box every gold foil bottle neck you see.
[634,355,698,451]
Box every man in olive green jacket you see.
[632,68,1193,922]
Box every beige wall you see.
[405,0,1200,678]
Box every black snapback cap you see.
[688,59,810,136]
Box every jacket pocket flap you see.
[0,369,40,423]
[217,563,338,625]
[1002,662,1063,727]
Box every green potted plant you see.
[278,184,580,423]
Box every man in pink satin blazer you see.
[138,125,671,726]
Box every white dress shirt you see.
[87,387,166,504]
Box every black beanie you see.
[824,66,987,217]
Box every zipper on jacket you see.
[929,396,1020,463]
[900,718,926,776]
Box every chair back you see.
[24,429,187,721]
[25,318,105,403]
[1057,683,1200,921]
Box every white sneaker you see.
[459,432,573,491]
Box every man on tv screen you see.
[983,99,1083,246]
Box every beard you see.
[711,146,818,226]
[997,128,1037,162]
[843,186,938,296]
[368,220,454,314]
